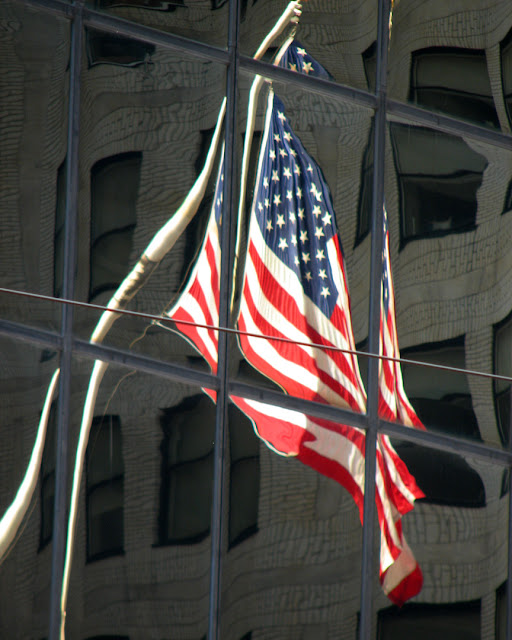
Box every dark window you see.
[89,152,141,301]
[39,402,57,549]
[396,338,485,508]
[158,395,215,545]
[503,180,512,215]
[500,28,512,127]
[496,582,506,640]
[409,47,499,128]
[54,161,66,298]
[377,601,481,640]
[86,415,124,561]
[228,404,259,548]
[401,337,480,440]
[494,312,512,446]
[86,29,155,68]
[362,41,377,93]
[390,123,487,245]
[96,0,184,10]
[355,119,374,244]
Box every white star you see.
[279,147,287,158]
[321,286,330,298]
[290,149,297,158]
[274,194,282,205]
[294,164,301,176]
[263,176,269,188]
[302,252,311,264]
[310,183,322,202]
[302,61,313,74]
[264,198,270,208]
[297,47,307,56]
[283,167,292,179]
[289,211,296,223]
[286,190,293,201]
[300,230,308,244]
[289,62,297,71]
[307,164,313,173]
[278,111,286,122]
[291,234,297,245]
[284,131,292,142]
[296,187,302,198]
[276,213,285,228]
[278,237,288,250]
[305,271,312,282]
[294,255,300,266]
[272,170,280,182]
[322,212,332,226]
[274,134,281,143]
[316,249,325,261]
[298,208,305,220]
[266,219,273,231]
[269,149,276,160]
[313,205,321,217]
[315,226,325,239]
[258,201,263,211]
[319,269,327,279]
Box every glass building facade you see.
[1,0,512,638]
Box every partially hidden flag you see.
[165,149,224,401]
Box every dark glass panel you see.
[0,338,62,638]
[494,312,512,447]
[0,2,70,331]
[500,26,512,127]
[74,43,226,368]
[66,358,212,638]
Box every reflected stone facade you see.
[1,1,512,639]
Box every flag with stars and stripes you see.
[164,150,224,400]
[234,88,424,606]
[379,207,425,429]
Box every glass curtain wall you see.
[1,1,512,640]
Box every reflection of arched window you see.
[86,29,155,68]
[494,312,512,447]
[355,119,374,245]
[39,402,57,549]
[378,601,481,640]
[86,415,124,561]
[409,47,499,128]
[501,28,512,127]
[228,404,259,548]
[401,337,480,440]
[96,0,184,10]
[362,41,377,93]
[158,395,215,545]
[89,152,141,301]
[390,123,487,245]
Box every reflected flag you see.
[234,86,423,605]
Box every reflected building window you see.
[228,405,259,548]
[501,28,512,127]
[54,161,66,298]
[496,582,506,640]
[89,152,141,301]
[355,119,374,244]
[362,41,377,93]
[503,180,512,215]
[86,29,155,68]
[396,337,485,508]
[494,312,512,447]
[377,601,481,640]
[390,123,487,245]
[95,0,184,10]
[401,337,480,440]
[39,402,57,550]
[158,395,215,545]
[86,415,124,561]
[409,47,499,128]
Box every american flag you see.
[165,150,224,401]
[167,40,424,605]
